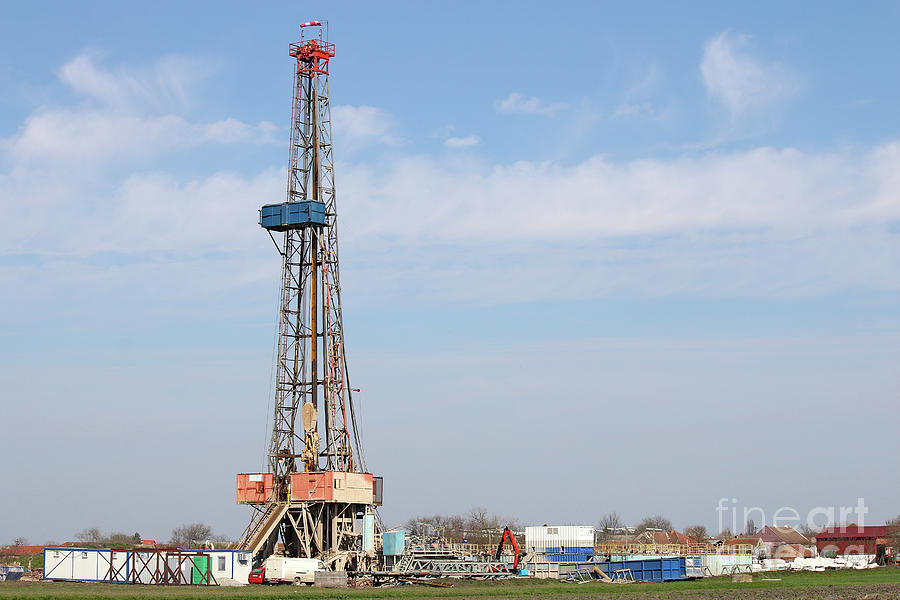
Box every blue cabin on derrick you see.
[259,201,327,231]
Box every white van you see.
[264,556,327,584]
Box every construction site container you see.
[382,531,405,556]
[684,556,703,578]
[236,473,274,504]
[546,553,592,562]
[595,557,684,582]
[700,553,752,576]
[43,548,130,583]
[43,547,251,585]
[205,550,252,583]
[0,566,26,582]
[290,471,374,504]
[525,525,594,553]
[260,201,327,231]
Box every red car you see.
[248,567,265,584]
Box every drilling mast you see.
[236,22,382,571]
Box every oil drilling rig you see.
[236,22,382,572]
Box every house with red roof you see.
[757,526,815,558]
[633,529,693,546]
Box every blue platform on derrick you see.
[259,201,327,231]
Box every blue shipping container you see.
[259,201,327,230]
[594,557,684,582]
[545,546,594,554]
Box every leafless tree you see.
[170,523,214,547]
[635,515,673,533]
[75,527,103,543]
[685,525,708,542]
[402,508,518,546]
[887,515,900,553]
[596,512,624,542]
[799,523,821,540]
[718,528,734,538]
[744,519,758,536]
[12,536,28,546]
[467,506,501,545]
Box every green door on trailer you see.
[191,556,210,585]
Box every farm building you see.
[815,524,897,562]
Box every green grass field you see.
[1,569,899,599]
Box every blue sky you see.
[1,1,898,544]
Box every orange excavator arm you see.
[494,526,520,570]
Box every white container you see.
[700,553,753,576]
[43,548,129,583]
[204,550,252,584]
[525,525,595,552]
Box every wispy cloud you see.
[60,53,209,113]
[4,54,276,168]
[331,104,399,149]
[701,31,794,117]
[612,64,672,122]
[335,143,900,303]
[495,92,567,117]
[444,135,479,148]
[9,110,276,166]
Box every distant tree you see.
[133,532,142,543]
[12,536,28,547]
[685,525,708,542]
[467,506,502,545]
[887,515,900,552]
[718,528,734,538]
[596,512,624,542]
[402,509,518,546]
[799,523,821,540]
[635,515,673,534]
[404,515,448,540]
[744,519,757,536]
[75,528,103,543]
[444,514,467,542]
[170,523,214,547]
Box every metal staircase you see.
[237,502,289,556]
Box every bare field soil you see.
[1,569,899,599]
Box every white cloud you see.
[701,31,794,116]
[60,53,209,113]
[2,54,277,168]
[334,142,900,303]
[444,135,479,148]
[331,104,398,148]
[7,110,276,166]
[341,145,900,242]
[495,92,567,117]
[3,52,898,313]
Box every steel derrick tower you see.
[236,22,381,572]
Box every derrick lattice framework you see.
[236,23,380,571]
